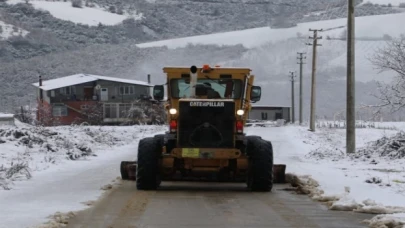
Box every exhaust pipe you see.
[190,65,198,98]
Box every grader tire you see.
[136,137,160,190]
[247,137,274,192]
[154,134,165,147]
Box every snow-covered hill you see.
[0,0,404,117]
[7,0,142,26]
[137,12,405,85]
[131,12,405,116]
[0,0,399,64]
[137,13,405,49]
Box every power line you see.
[306,28,323,132]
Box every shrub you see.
[363,1,373,6]
[71,0,82,8]
[117,8,124,15]
[108,5,116,13]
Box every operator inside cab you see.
[203,82,221,99]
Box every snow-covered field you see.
[0,121,166,228]
[361,0,405,7]
[246,123,405,227]
[0,20,29,40]
[136,13,405,49]
[6,0,143,26]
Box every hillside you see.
[136,12,404,84]
[0,0,400,62]
[135,12,405,119]
[0,0,404,119]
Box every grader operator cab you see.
[120,65,286,192]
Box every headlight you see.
[169,108,177,115]
[237,109,244,116]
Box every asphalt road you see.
[66,181,372,228]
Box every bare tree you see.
[371,37,405,78]
[369,36,405,113]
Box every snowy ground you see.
[1,120,405,227]
[6,0,143,26]
[361,0,405,7]
[0,20,29,40]
[0,121,166,228]
[246,123,405,227]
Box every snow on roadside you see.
[246,124,405,228]
[0,123,166,228]
[286,172,405,228]
[0,122,164,190]
[365,213,405,228]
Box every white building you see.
[0,113,15,126]
[248,105,291,122]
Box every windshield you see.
[170,78,243,99]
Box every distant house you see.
[0,113,15,126]
[248,105,291,122]
[32,73,153,126]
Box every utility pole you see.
[306,29,323,132]
[297,52,306,125]
[347,0,356,153]
[289,71,296,124]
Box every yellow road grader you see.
[120,65,286,191]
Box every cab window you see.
[170,78,243,99]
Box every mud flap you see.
[273,164,286,184]
[120,161,137,181]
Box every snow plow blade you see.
[120,161,287,184]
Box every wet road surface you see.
[66,181,372,228]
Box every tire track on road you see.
[66,181,154,228]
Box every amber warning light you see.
[202,64,211,72]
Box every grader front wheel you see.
[247,137,274,192]
[136,137,161,190]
